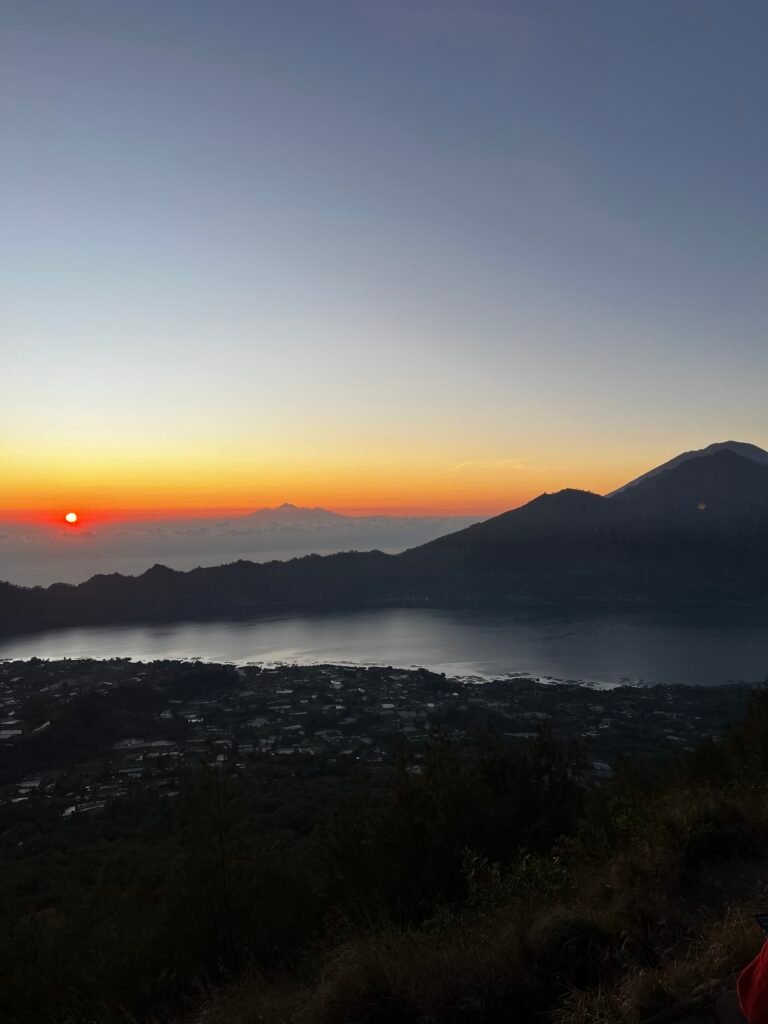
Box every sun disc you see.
[65,512,78,524]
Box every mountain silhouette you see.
[240,503,345,525]
[3,446,768,635]
[611,448,768,524]
[608,440,768,496]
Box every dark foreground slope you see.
[4,450,768,634]
[183,689,768,1024]
[5,664,768,1024]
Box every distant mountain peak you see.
[242,503,344,523]
[608,440,768,497]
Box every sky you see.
[2,0,768,519]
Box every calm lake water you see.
[2,608,768,686]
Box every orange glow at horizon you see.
[0,454,635,523]
[1,427,683,523]
[0,434,663,522]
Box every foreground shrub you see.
[319,732,584,926]
[11,691,768,1024]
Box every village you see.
[0,657,752,818]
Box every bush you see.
[11,694,768,1024]
[318,733,583,925]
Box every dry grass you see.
[304,919,529,1023]
[186,973,305,1024]
[557,904,764,1024]
[185,903,767,1024]
[187,902,625,1024]
[189,836,768,1024]
[183,756,768,1024]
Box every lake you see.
[2,607,768,686]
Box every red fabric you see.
[738,943,768,1024]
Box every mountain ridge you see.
[4,445,768,634]
[607,440,768,496]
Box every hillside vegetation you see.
[6,687,768,1023]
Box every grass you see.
[186,783,768,1024]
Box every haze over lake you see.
[2,608,767,687]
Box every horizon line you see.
[0,502,515,524]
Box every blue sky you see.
[2,1,767,513]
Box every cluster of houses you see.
[0,657,751,817]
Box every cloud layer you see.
[0,507,480,586]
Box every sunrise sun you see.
[64,512,78,524]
